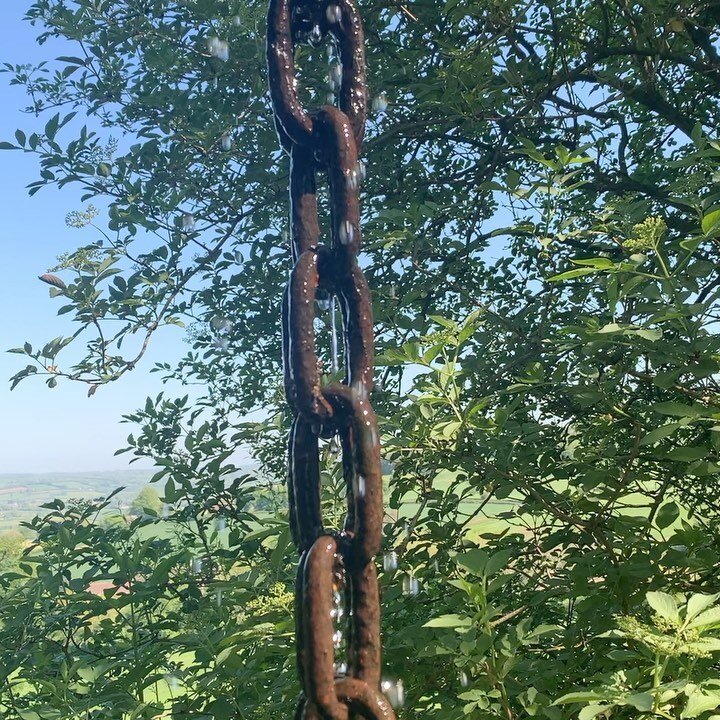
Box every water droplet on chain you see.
[181,213,196,232]
[371,92,388,114]
[346,167,359,190]
[351,379,369,401]
[330,296,339,373]
[309,24,323,45]
[383,551,398,572]
[329,63,342,89]
[211,316,232,332]
[355,159,367,183]
[338,220,354,245]
[381,678,405,708]
[402,573,419,596]
[326,4,342,24]
[207,37,230,62]
[331,590,344,620]
[356,474,366,499]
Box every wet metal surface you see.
[267,1,393,718]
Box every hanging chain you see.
[267,1,395,718]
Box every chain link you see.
[267,1,395,718]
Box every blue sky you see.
[0,3,189,474]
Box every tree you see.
[0,531,25,574]
[129,485,163,517]
[3,0,720,718]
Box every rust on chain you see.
[267,0,395,718]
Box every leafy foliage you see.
[4,0,720,718]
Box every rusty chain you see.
[266,1,395,718]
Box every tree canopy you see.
[129,486,163,517]
[3,1,720,718]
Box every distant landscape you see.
[0,468,159,532]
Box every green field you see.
[0,469,158,532]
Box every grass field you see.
[0,469,158,532]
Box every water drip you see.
[381,678,405,709]
[181,213,196,232]
[326,4,342,24]
[371,92,388,114]
[207,37,230,62]
[329,64,343,88]
[338,220,354,245]
[309,25,323,45]
[402,573,419,596]
[330,296,339,374]
[383,551,398,572]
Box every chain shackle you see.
[266,1,395,718]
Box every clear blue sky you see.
[0,3,189,474]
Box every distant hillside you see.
[0,469,158,531]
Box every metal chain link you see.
[267,1,395,718]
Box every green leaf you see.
[547,268,599,282]
[622,692,653,711]
[635,328,663,341]
[423,614,472,628]
[571,257,616,269]
[640,423,682,446]
[688,607,720,630]
[579,705,614,720]
[666,446,707,462]
[652,402,703,418]
[597,322,623,334]
[682,689,720,718]
[554,691,607,705]
[702,208,720,236]
[45,113,60,140]
[647,591,679,624]
[686,594,720,623]
[485,549,513,576]
[655,501,680,529]
[455,549,487,576]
